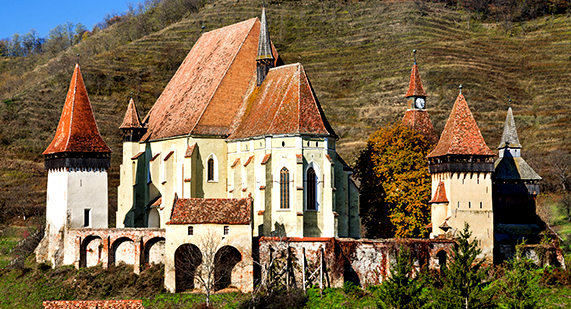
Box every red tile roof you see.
[228,63,335,140]
[119,98,142,129]
[427,94,495,157]
[43,300,143,309]
[43,64,111,155]
[163,150,174,161]
[231,157,240,168]
[168,198,251,225]
[405,64,427,97]
[429,181,448,203]
[401,109,438,144]
[141,18,279,141]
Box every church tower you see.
[40,62,111,266]
[401,50,438,144]
[256,6,274,86]
[427,87,496,260]
[493,103,543,256]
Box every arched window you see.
[207,158,215,181]
[280,167,289,209]
[307,167,317,210]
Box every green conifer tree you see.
[427,223,495,309]
[377,246,424,309]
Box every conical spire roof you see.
[256,6,274,61]
[498,107,522,149]
[120,98,143,129]
[428,93,494,157]
[429,181,449,203]
[405,59,427,97]
[43,63,111,155]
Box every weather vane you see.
[459,84,462,94]
[413,49,417,64]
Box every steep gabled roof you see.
[167,198,251,225]
[428,93,495,158]
[494,156,542,181]
[228,63,336,140]
[119,98,142,129]
[405,63,427,97]
[402,110,438,144]
[429,181,448,203]
[498,107,522,149]
[141,18,279,141]
[43,63,111,155]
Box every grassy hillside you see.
[1,0,571,226]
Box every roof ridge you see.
[63,67,78,152]
[191,18,258,135]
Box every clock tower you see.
[401,50,438,144]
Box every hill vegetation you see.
[1,0,571,228]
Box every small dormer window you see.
[224,226,229,235]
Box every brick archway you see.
[80,235,103,268]
[143,237,165,265]
[110,237,136,266]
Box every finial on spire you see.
[130,91,133,99]
[77,54,80,64]
[459,84,462,94]
[201,24,205,33]
[508,95,511,108]
[413,49,417,65]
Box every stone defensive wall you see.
[256,237,456,289]
[64,228,165,273]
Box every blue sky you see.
[1,0,133,39]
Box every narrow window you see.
[207,158,214,181]
[480,202,483,209]
[188,226,193,235]
[224,226,229,235]
[457,201,460,208]
[307,167,317,210]
[469,202,471,208]
[84,209,91,227]
[280,167,290,209]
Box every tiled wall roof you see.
[43,300,143,309]
[401,109,438,145]
[429,181,448,203]
[168,198,251,225]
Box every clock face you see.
[415,97,425,109]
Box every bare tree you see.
[175,229,242,308]
[548,150,571,192]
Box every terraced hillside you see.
[1,0,571,225]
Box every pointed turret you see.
[256,6,274,86]
[427,87,495,260]
[428,91,495,159]
[498,106,522,155]
[402,50,437,144]
[43,63,111,170]
[120,97,146,142]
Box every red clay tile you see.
[429,181,448,203]
[405,64,427,97]
[428,94,495,157]
[119,98,142,129]
[402,110,438,144]
[43,64,111,155]
[168,198,251,225]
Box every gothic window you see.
[280,167,290,209]
[207,158,215,181]
[307,167,317,210]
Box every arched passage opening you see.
[214,245,242,291]
[80,235,102,268]
[110,237,136,266]
[144,237,165,265]
[175,243,202,292]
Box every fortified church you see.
[36,7,560,293]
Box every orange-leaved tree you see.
[354,123,433,238]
